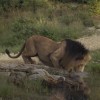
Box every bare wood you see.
[0,63,87,86]
[0,63,68,75]
[0,63,88,78]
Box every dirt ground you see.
[0,54,40,64]
[77,34,100,51]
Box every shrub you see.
[0,0,11,11]
[50,0,96,3]
[0,75,49,100]
[89,0,100,15]
[79,11,94,27]
[35,21,63,41]
[86,50,100,73]
[0,15,85,48]
[11,18,36,45]
[0,0,50,12]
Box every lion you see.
[5,35,91,72]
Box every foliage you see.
[86,50,100,73]
[0,0,50,12]
[79,11,94,27]
[50,0,99,3]
[74,0,95,3]
[86,73,100,100]
[12,18,35,40]
[89,0,100,15]
[0,18,36,47]
[0,15,85,48]
[0,75,49,100]
[0,0,98,52]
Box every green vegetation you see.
[86,73,100,100]
[85,50,100,100]
[0,74,100,100]
[0,0,100,52]
[86,50,100,73]
[0,0,100,100]
[0,75,49,100]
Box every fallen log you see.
[0,63,88,77]
[0,63,90,100]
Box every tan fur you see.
[5,35,91,72]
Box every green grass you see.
[0,1,100,99]
[0,74,49,100]
[0,71,100,100]
[86,50,100,73]
[86,73,100,100]
[0,2,98,53]
[84,50,100,100]
[0,50,100,100]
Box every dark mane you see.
[65,39,89,59]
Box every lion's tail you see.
[5,43,25,58]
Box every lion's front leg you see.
[50,43,65,68]
[50,50,63,68]
[50,54,61,68]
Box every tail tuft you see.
[5,49,10,54]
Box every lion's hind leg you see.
[22,43,37,64]
[22,51,37,64]
[22,54,36,64]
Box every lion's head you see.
[60,39,91,72]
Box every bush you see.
[0,15,85,48]
[0,0,11,11]
[0,2,96,52]
[0,18,36,47]
[0,0,50,12]
[11,18,36,45]
[89,0,100,15]
[34,20,63,41]
[86,50,100,73]
[0,0,24,12]
[50,0,96,3]
[79,11,94,27]
[0,75,49,100]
